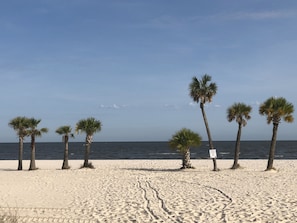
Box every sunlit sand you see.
[0,159,297,222]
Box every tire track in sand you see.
[178,180,233,223]
[137,178,183,223]
[202,184,233,223]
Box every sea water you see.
[0,141,296,160]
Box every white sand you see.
[0,159,297,223]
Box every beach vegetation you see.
[189,74,219,171]
[75,117,102,168]
[27,118,49,171]
[8,116,30,170]
[169,128,202,169]
[227,103,252,169]
[259,97,294,171]
[56,125,74,169]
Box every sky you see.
[0,0,297,142]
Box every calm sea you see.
[0,141,296,160]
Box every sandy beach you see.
[0,159,297,223]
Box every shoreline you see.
[0,159,296,170]
[1,159,297,222]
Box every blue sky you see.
[0,0,297,142]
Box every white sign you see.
[209,149,217,158]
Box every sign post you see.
[209,148,217,159]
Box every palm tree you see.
[8,116,30,170]
[27,118,48,170]
[169,128,202,169]
[75,117,102,168]
[56,126,74,169]
[259,97,294,171]
[227,103,252,169]
[189,74,218,171]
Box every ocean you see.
[0,141,296,160]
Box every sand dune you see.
[0,159,297,222]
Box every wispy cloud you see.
[188,102,197,107]
[99,104,127,110]
[163,104,180,110]
[188,102,222,109]
[252,101,261,106]
[139,9,297,30]
[212,10,297,21]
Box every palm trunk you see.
[83,143,90,167]
[18,137,24,170]
[231,123,242,169]
[62,135,70,169]
[29,135,36,170]
[200,103,218,171]
[266,123,278,170]
[182,148,192,169]
[83,135,92,167]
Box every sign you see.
[209,149,217,158]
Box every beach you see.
[0,159,297,223]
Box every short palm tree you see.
[189,74,218,171]
[27,118,48,170]
[259,97,294,171]
[169,128,202,169]
[8,116,30,170]
[76,117,102,168]
[227,103,252,169]
[56,125,74,169]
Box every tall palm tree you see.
[27,118,48,170]
[259,97,294,171]
[169,128,202,169]
[227,103,252,169]
[76,117,102,168]
[8,116,30,170]
[189,74,218,171]
[56,125,74,169]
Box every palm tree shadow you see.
[122,167,184,172]
[0,168,21,172]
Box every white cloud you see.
[99,104,127,110]
[215,10,297,21]
[188,102,197,107]
[188,102,221,109]
[252,101,261,106]
[112,104,119,109]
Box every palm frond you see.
[56,125,73,135]
[227,102,252,126]
[26,118,48,138]
[259,97,294,124]
[169,128,202,153]
[8,116,30,137]
[189,74,217,104]
[76,117,102,136]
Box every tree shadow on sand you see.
[0,168,20,172]
[122,167,193,172]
